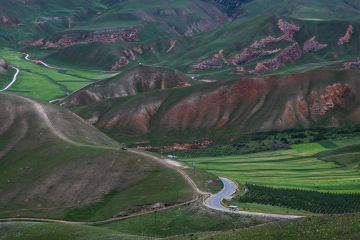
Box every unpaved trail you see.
[128,149,209,195]
[0,198,197,226]
[1,66,20,91]
[14,94,119,150]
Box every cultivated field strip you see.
[182,143,360,193]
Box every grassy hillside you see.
[0,93,193,220]
[191,213,360,240]
[101,205,269,238]
[0,222,150,240]
[2,213,360,240]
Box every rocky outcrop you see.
[303,36,328,52]
[309,84,352,117]
[338,25,354,45]
[137,140,212,151]
[251,36,280,49]
[213,49,229,64]
[228,48,281,65]
[277,19,300,41]
[250,19,300,49]
[40,29,139,49]
[60,65,192,108]
[123,49,136,61]
[343,60,360,69]
[1,16,12,25]
[191,58,223,70]
[251,43,302,74]
[191,19,300,72]
[111,58,129,71]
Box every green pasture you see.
[181,141,360,193]
[0,48,116,101]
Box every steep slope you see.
[0,93,193,220]
[72,69,360,144]
[59,65,193,108]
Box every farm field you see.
[180,141,360,193]
[0,48,116,101]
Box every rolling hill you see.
[59,65,193,108]
[71,68,360,144]
[0,93,194,220]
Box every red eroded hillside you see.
[73,69,360,141]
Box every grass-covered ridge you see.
[0,93,193,221]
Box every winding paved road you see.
[1,66,20,91]
[205,177,304,219]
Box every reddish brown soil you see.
[75,69,360,139]
[137,140,212,151]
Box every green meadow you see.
[0,48,115,100]
[180,141,360,193]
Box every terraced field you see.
[0,49,115,101]
[181,141,360,193]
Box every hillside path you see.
[0,66,20,91]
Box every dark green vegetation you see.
[158,126,360,157]
[101,205,268,238]
[237,184,360,214]
[195,213,360,240]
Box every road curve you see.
[23,53,64,70]
[204,177,304,219]
[1,66,20,91]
